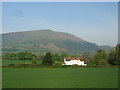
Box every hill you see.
[2,29,113,54]
[99,45,113,52]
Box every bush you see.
[17,64,29,67]
[52,63,62,68]
[72,64,79,68]
[62,65,68,68]
[8,63,15,67]
[98,59,108,67]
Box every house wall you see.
[64,59,87,66]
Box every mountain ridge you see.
[2,29,113,54]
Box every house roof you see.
[65,56,86,61]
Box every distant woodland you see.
[2,44,120,67]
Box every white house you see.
[62,57,87,66]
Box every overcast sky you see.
[2,2,118,46]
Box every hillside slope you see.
[2,29,112,54]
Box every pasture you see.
[2,68,118,88]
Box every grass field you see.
[2,68,118,88]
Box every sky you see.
[2,2,118,46]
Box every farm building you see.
[62,56,87,66]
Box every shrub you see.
[52,63,62,68]
[62,65,68,68]
[98,59,108,67]
[72,64,78,68]
[8,63,15,67]
[17,64,29,67]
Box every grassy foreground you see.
[2,68,118,88]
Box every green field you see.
[2,68,118,88]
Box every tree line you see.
[2,46,120,66]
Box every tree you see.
[37,55,44,61]
[3,53,12,60]
[31,54,38,65]
[3,52,18,60]
[31,59,38,65]
[42,52,53,66]
[116,44,120,65]
[98,59,108,66]
[82,52,93,65]
[17,52,32,60]
[60,53,68,62]
[108,49,117,65]
[53,53,60,61]
[93,49,108,66]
